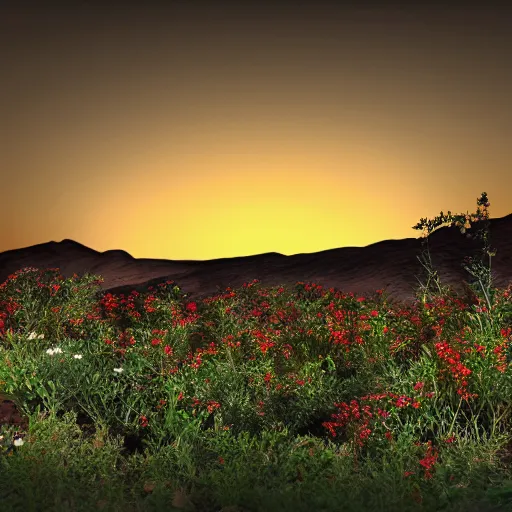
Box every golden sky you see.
[2,2,511,261]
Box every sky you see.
[2,1,511,261]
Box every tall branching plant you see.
[412,192,498,316]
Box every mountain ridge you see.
[1,213,511,307]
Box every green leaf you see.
[422,345,432,358]
[36,386,49,399]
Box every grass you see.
[0,192,511,511]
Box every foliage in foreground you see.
[0,192,511,511]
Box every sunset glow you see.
[2,2,511,260]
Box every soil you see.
[0,393,31,452]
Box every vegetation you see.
[0,192,511,511]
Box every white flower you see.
[73,354,83,359]
[28,332,44,340]
[113,368,124,374]
[46,347,63,356]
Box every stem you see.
[448,396,463,436]
[491,403,512,438]
[226,344,236,372]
